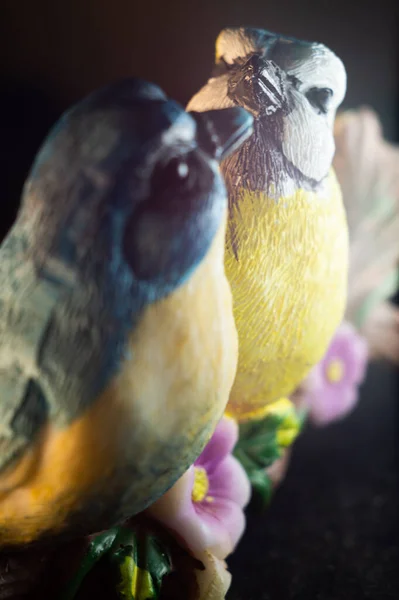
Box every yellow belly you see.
[0,214,238,546]
[225,169,348,421]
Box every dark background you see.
[1,0,399,231]
[1,1,398,598]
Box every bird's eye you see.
[122,149,216,282]
[149,149,215,212]
[151,155,191,199]
[306,87,333,114]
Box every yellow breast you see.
[0,215,238,546]
[225,169,348,421]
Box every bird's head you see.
[188,27,346,192]
[19,78,253,305]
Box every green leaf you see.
[108,527,173,600]
[234,415,283,472]
[139,534,172,594]
[233,400,304,506]
[248,469,273,508]
[111,530,172,600]
[59,528,120,600]
[233,447,262,474]
[60,525,172,600]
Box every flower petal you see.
[334,108,399,342]
[196,417,238,474]
[305,360,327,394]
[146,468,199,547]
[147,417,248,562]
[196,498,247,559]
[350,332,369,383]
[310,386,359,426]
[208,455,251,508]
[147,465,245,560]
[323,321,368,386]
[300,321,368,427]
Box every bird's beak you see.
[190,107,254,161]
[227,53,288,118]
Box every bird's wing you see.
[0,366,47,475]
[0,229,55,474]
[333,107,399,363]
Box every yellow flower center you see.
[326,358,344,383]
[191,467,209,503]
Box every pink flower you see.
[146,417,251,560]
[301,321,368,426]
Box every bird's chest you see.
[225,177,348,371]
[119,221,238,441]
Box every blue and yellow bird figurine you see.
[188,27,349,421]
[0,78,253,547]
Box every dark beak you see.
[190,107,253,161]
[227,53,288,118]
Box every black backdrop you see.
[1,0,398,232]
[1,1,398,598]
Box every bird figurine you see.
[0,77,253,547]
[188,27,349,421]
